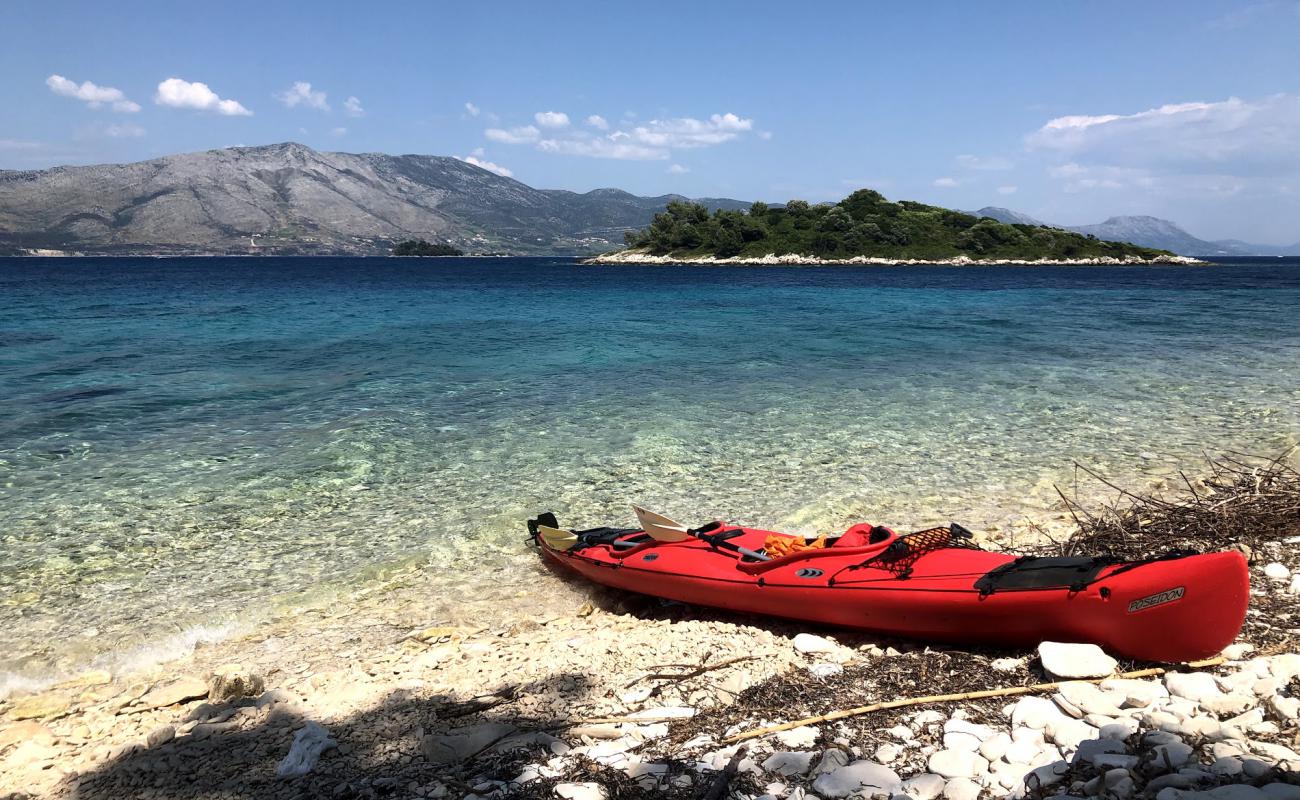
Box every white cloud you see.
[155,78,252,116]
[537,137,667,160]
[464,101,480,117]
[0,139,42,150]
[1027,94,1300,175]
[330,127,347,137]
[485,125,541,144]
[104,123,145,138]
[997,185,1018,195]
[534,111,570,128]
[344,96,365,118]
[627,113,753,148]
[932,177,958,188]
[46,74,140,112]
[488,109,756,161]
[277,81,329,111]
[956,154,1013,170]
[667,163,690,174]
[459,155,513,177]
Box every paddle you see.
[633,506,770,562]
[536,523,642,552]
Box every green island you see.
[391,239,465,256]
[616,189,1177,262]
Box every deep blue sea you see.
[2,256,1299,685]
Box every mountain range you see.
[0,142,1293,257]
[967,207,1300,257]
[0,142,748,256]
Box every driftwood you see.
[722,657,1224,744]
[623,655,757,689]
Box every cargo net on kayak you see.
[833,524,983,583]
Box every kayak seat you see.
[833,523,894,548]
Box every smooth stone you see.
[775,725,820,749]
[942,719,995,748]
[1269,695,1300,720]
[1262,785,1300,800]
[811,748,851,778]
[1200,693,1254,717]
[0,720,57,749]
[876,743,901,763]
[762,751,815,776]
[1025,760,1070,790]
[902,774,946,800]
[942,777,981,800]
[1011,696,1070,730]
[422,722,515,765]
[1263,562,1290,580]
[1221,644,1255,660]
[7,693,72,720]
[1100,677,1168,708]
[207,664,265,704]
[1057,682,1124,717]
[1094,753,1140,769]
[1165,671,1223,702]
[1150,742,1195,769]
[979,732,1012,761]
[1038,642,1117,679]
[1210,756,1244,776]
[1045,717,1098,751]
[145,725,175,747]
[1251,741,1300,761]
[140,676,209,709]
[812,760,902,798]
[554,783,607,800]
[793,633,840,654]
[927,749,987,779]
[1073,738,1127,764]
[1270,654,1300,682]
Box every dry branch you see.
[722,657,1224,744]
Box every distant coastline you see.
[586,250,1207,267]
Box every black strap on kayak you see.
[833,523,981,583]
[973,549,1199,596]
[689,521,769,562]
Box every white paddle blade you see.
[633,505,691,543]
[538,525,579,551]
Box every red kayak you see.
[528,513,1249,663]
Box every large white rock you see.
[1263,562,1291,581]
[1011,696,1070,730]
[1056,681,1124,717]
[775,725,819,749]
[793,633,839,654]
[979,732,1012,761]
[927,749,988,780]
[1100,677,1168,708]
[761,751,815,776]
[942,777,982,800]
[902,773,947,800]
[1038,641,1117,678]
[811,760,901,798]
[942,719,996,752]
[1165,671,1223,703]
[555,783,607,800]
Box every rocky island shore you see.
[2,457,1297,800]
[586,251,1205,267]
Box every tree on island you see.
[619,189,1173,261]
[392,239,464,256]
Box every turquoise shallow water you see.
[1,256,1298,684]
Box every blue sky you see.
[3,0,1299,243]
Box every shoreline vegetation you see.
[595,191,1200,266]
[2,454,1297,799]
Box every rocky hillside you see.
[0,143,748,255]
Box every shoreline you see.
[585,251,1208,267]
[2,463,1298,798]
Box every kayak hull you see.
[536,521,1248,663]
